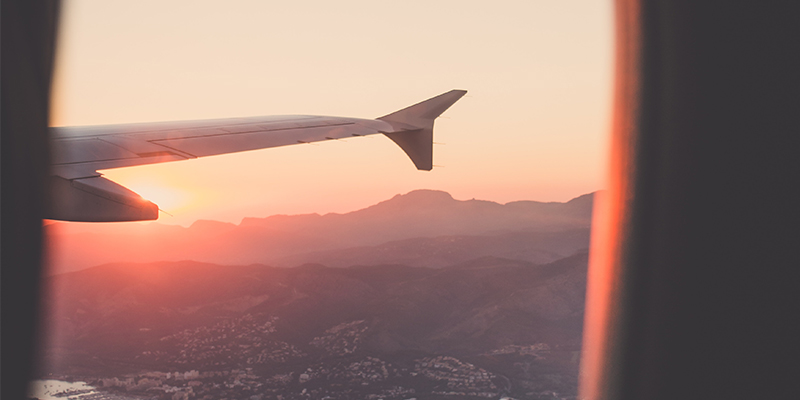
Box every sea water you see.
[28,380,140,400]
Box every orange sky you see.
[51,0,614,226]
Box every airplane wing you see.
[48,89,467,222]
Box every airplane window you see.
[34,2,613,399]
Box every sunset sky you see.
[51,0,613,227]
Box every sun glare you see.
[107,177,191,215]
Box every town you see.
[68,357,503,400]
[140,314,306,367]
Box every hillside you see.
[40,254,588,399]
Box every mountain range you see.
[39,189,595,398]
[45,190,595,273]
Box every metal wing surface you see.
[51,115,394,179]
[47,89,467,222]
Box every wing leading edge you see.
[47,89,467,222]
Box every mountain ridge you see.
[45,190,596,274]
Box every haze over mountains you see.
[45,190,595,274]
[40,190,595,399]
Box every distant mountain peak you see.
[362,189,459,213]
[388,189,455,202]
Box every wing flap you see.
[52,138,140,165]
[98,136,192,157]
[51,165,102,180]
[150,122,380,158]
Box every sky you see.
[51,0,614,227]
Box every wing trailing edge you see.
[379,89,467,171]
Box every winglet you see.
[378,89,467,171]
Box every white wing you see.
[48,90,467,222]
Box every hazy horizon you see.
[45,188,598,230]
[44,188,595,275]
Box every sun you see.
[99,169,192,216]
[129,182,190,214]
